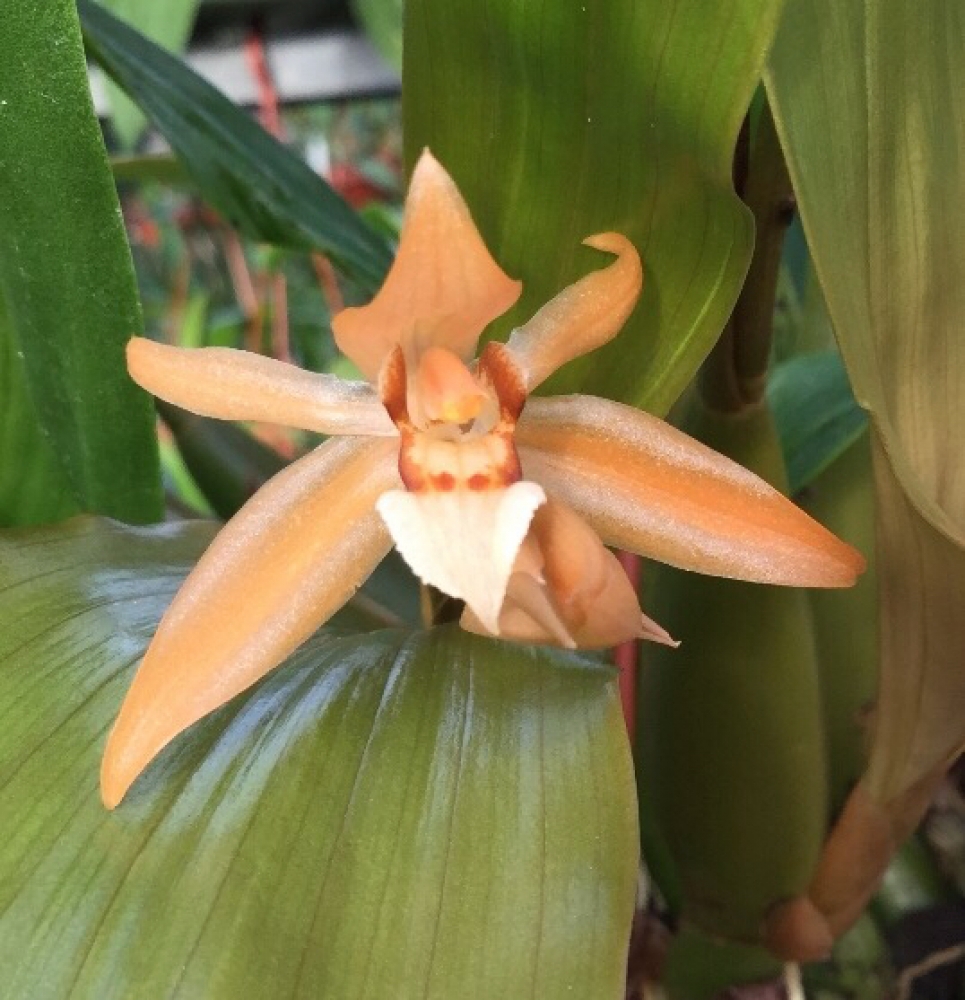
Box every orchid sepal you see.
[517,395,865,588]
[100,435,400,809]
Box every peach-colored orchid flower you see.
[100,150,864,809]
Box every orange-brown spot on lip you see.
[431,472,457,491]
[467,473,491,491]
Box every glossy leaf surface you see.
[404,0,784,414]
[768,0,965,804]
[0,518,637,999]
[0,0,162,523]
[80,0,393,293]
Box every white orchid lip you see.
[374,338,543,632]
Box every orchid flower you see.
[100,150,864,808]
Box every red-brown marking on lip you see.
[467,473,491,491]
[431,472,457,491]
[379,345,411,428]
[477,341,528,422]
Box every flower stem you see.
[700,100,795,414]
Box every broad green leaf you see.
[404,0,785,415]
[80,0,393,294]
[97,0,200,149]
[767,0,965,806]
[0,297,78,527]
[768,351,868,495]
[0,518,637,999]
[0,0,162,523]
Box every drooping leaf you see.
[97,0,200,149]
[404,0,785,415]
[0,0,162,523]
[768,350,868,495]
[767,0,965,807]
[0,297,78,527]
[767,0,965,938]
[0,518,637,999]
[80,0,394,294]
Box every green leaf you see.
[352,0,403,72]
[0,518,637,998]
[638,399,827,950]
[404,0,785,415]
[111,153,191,186]
[80,0,394,294]
[768,351,868,495]
[0,0,163,523]
[97,0,200,149]
[802,434,878,816]
[156,401,287,521]
[767,0,965,807]
[0,297,78,527]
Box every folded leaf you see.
[767,0,965,940]
[0,518,637,999]
[768,0,965,816]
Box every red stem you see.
[615,551,641,743]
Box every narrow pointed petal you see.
[504,234,642,391]
[518,396,865,587]
[101,436,400,808]
[460,575,578,650]
[332,150,522,381]
[376,481,545,633]
[127,337,396,436]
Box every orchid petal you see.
[101,436,400,808]
[504,234,642,391]
[461,500,676,650]
[528,501,678,648]
[461,573,578,649]
[518,396,865,587]
[376,481,546,634]
[127,337,396,436]
[332,150,522,381]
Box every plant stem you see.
[700,101,795,414]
